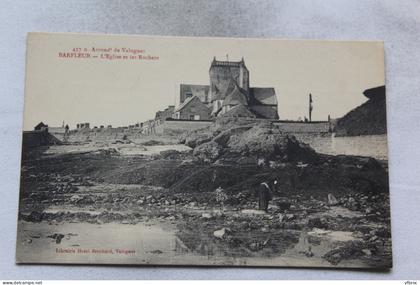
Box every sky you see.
[23,33,385,130]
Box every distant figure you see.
[272,180,278,195]
[258,182,272,212]
[215,187,227,210]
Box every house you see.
[34,122,48,131]
[173,96,211,120]
[155,105,175,122]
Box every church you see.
[173,57,279,120]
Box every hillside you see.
[334,86,387,136]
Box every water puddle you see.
[16,220,368,267]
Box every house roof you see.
[221,104,256,118]
[175,95,196,112]
[35,122,46,127]
[249,87,277,105]
[34,122,47,129]
[222,84,248,106]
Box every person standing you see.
[258,182,272,212]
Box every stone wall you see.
[274,121,331,133]
[156,120,213,135]
[295,133,388,160]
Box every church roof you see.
[221,104,256,118]
[222,84,248,106]
[249,87,277,105]
[180,84,209,103]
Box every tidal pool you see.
[16,220,371,267]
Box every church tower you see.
[209,57,249,106]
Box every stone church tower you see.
[176,56,278,120]
[209,57,249,114]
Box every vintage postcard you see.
[16,33,391,268]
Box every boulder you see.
[201,213,212,219]
[69,194,82,204]
[327,194,339,206]
[213,228,227,239]
[193,141,223,162]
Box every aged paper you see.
[17,33,391,268]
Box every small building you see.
[155,105,175,122]
[173,96,211,120]
[34,122,48,131]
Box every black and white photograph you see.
[16,33,391,268]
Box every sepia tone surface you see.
[17,32,391,268]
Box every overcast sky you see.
[23,33,385,130]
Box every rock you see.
[241,209,266,215]
[47,233,65,244]
[365,207,374,214]
[193,141,223,162]
[308,228,332,236]
[81,195,95,204]
[285,214,295,220]
[201,213,212,219]
[213,228,228,239]
[26,211,44,222]
[137,199,144,205]
[159,149,181,160]
[327,194,339,206]
[150,249,163,254]
[70,194,82,203]
[248,242,261,251]
[362,249,372,256]
[277,201,291,211]
[299,247,314,257]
